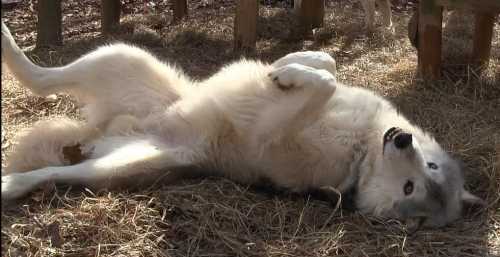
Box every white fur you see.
[1,22,480,227]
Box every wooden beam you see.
[101,0,121,35]
[472,12,495,68]
[234,0,258,51]
[295,0,325,33]
[36,0,62,48]
[173,0,188,21]
[417,0,443,80]
[435,0,500,12]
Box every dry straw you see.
[2,0,499,256]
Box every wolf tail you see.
[4,118,99,174]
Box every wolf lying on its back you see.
[1,22,482,228]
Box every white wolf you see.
[1,22,481,228]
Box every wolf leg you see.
[2,22,191,126]
[250,63,336,147]
[1,136,203,201]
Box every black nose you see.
[394,133,412,149]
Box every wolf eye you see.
[427,162,438,170]
[404,180,414,195]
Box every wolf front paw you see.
[272,51,336,76]
[269,64,304,90]
[1,173,39,200]
[268,63,336,93]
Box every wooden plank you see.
[435,0,500,12]
[173,0,188,21]
[36,0,62,48]
[295,0,325,33]
[234,0,258,51]
[101,0,121,35]
[417,0,443,79]
[472,12,495,68]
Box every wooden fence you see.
[35,0,325,51]
[28,0,500,79]
[417,0,500,79]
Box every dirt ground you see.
[1,0,499,256]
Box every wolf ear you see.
[461,189,485,206]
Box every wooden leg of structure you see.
[101,0,121,35]
[417,0,443,80]
[36,0,62,48]
[173,0,188,22]
[234,0,258,52]
[295,0,325,34]
[472,12,496,68]
[408,8,419,49]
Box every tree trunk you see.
[234,0,258,52]
[295,0,324,34]
[471,12,495,69]
[173,0,188,21]
[417,0,443,80]
[36,0,63,48]
[101,0,121,35]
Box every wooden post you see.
[173,0,188,21]
[234,0,258,51]
[295,0,324,34]
[101,0,121,35]
[471,12,495,68]
[408,9,419,49]
[36,0,62,48]
[417,0,443,80]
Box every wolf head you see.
[355,127,483,228]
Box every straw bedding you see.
[2,0,499,256]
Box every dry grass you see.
[1,0,499,256]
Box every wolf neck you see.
[332,139,374,210]
[336,144,369,195]
[336,117,399,202]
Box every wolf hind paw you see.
[1,173,40,201]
